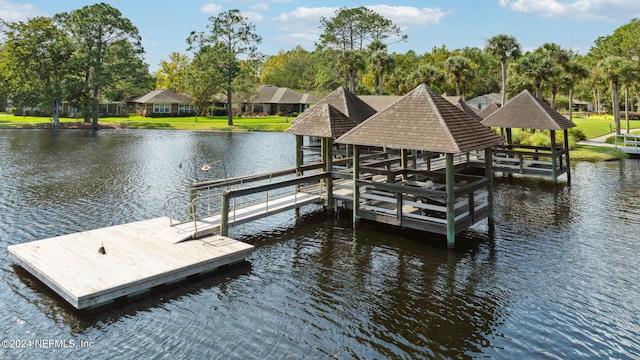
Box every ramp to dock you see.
[8,217,253,310]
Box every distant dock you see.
[8,217,253,310]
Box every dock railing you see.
[614,134,640,153]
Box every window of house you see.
[153,104,171,113]
[178,104,195,114]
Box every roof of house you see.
[286,87,376,138]
[129,89,193,104]
[358,95,402,112]
[477,102,500,119]
[252,85,320,104]
[441,93,461,106]
[466,93,501,106]
[286,103,359,138]
[456,99,482,122]
[335,84,504,153]
[481,89,576,130]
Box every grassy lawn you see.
[0,113,295,131]
[0,112,633,161]
[570,114,640,138]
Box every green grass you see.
[571,144,628,161]
[570,114,640,139]
[0,113,295,131]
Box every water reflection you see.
[1,130,640,359]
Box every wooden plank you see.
[8,218,253,309]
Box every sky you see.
[1,0,640,73]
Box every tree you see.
[183,45,228,116]
[339,49,365,93]
[368,40,394,95]
[0,16,76,126]
[56,3,145,129]
[563,58,589,121]
[598,56,626,135]
[444,55,471,97]
[318,6,406,51]
[515,52,555,99]
[486,34,521,106]
[156,52,190,92]
[188,9,262,126]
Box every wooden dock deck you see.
[8,217,253,310]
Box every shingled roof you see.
[481,89,576,130]
[358,95,402,112]
[477,102,500,119]
[336,84,504,153]
[286,103,359,138]
[252,85,320,105]
[129,89,193,104]
[456,98,483,122]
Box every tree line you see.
[1,4,639,134]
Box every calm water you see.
[0,129,639,359]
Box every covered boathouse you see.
[330,84,505,248]
[479,89,576,184]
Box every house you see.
[466,93,502,110]
[247,85,320,115]
[127,89,196,117]
[358,95,402,112]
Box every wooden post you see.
[352,145,360,227]
[506,128,513,145]
[220,191,230,236]
[446,153,456,249]
[401,149,408,181]
[188,187,196,221]
[295,135,303,174]
[550,130,558,185]
[564,129,572,185]
[325,138,334,214]
[484,147,495,226]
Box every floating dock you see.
[8,217,253,310]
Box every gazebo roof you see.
[477,103,500,119]
[336,84,504,153]
[286,87,377,138]
[481,89,576,130]
[456,99,483,122]
[285,103,359,138]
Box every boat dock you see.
[8,217,253,310]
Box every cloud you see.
[367,5,449,29]
[244,11,264,22]
[249,3,269,11]
[499,0,640,21]
[274,6,336,32]
[201,3,222,15]
[0,0,47,22]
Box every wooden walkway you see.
[8,217,253,310]
[8,188,323,310]
[176,191,323,239]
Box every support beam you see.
[295,135,303,174]
[550,130,558,185]
[220,191,230,236]
[325,138,334,214]
[484,147,495,226]
[564,129,572,185]
[352,145,361,227]
[401,149,408,181]
[446,153,456,249]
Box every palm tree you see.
[339,49,364,93]
[486,34,521,106]
[368,40,394,95]
[618,59,639,132]
[444,55,471,97]
[411,64,443,88]
[563,58,589,121]
[598,56,626,135]
[538,43,570,109]
[515,52,555,99]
